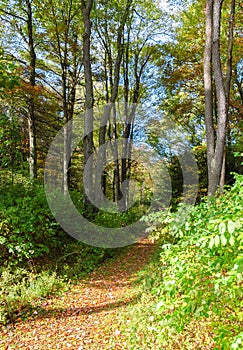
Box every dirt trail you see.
[0,239,155,350]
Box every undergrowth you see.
[0,268,63,324]
[111,173,243,349]
[0,173,125,325]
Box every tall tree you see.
[81,0,94,207]
[32,0,84,193]
[0,0,38,178]
[204,0,234,196]
[93,0,163,211]
[219,0,235,192]
[26,0,37,179]
[93,0,133,209]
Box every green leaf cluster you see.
[0,177,67,264]
[120,173,243,349]
[152,174,243,348]
[0,53,20,96]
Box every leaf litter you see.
[0,239,155,349]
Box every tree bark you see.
[204,0,215,196]
[219,0,235,193]
[26,0,37,179]
[204,0,228,197]
[81,0,94,207]
[212,0,227,195]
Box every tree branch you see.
[0,8,27,22]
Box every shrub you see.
[120,174,243,349]
[0,179,67,265]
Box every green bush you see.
[0,175,126,324]
[121,173,243,349]
[57,242,107,280]
[0,179,67,264]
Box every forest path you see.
[1,239,156,349]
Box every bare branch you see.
[0,8,27,22]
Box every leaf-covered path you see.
[0,239,156,349]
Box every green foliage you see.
[0,113,24,172]
[0,54,20,95]
[0,173,127,324]
[0,177,66,264]
[93,205,148,228]
[0,267,64,324]
[0,174,115,268]
[70,186,150,228]
[154,174,243,347]
[119,173,243,349]
[58,242,107,280]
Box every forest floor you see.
[0,239,156,350]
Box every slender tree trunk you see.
[121,31,130,211]
[220,0,235,193]
[81,0,94,207]
[204,0,215,196]
[111,105,122,203]
[121,104,136,211]
[51,0,73,195]
[121,45,149,210]
[94,0,132,210]
[62,68,70,195]
[212,0,227,194]
[108,1,132,207]
[26,0,37,179]
[66,34,78,189]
